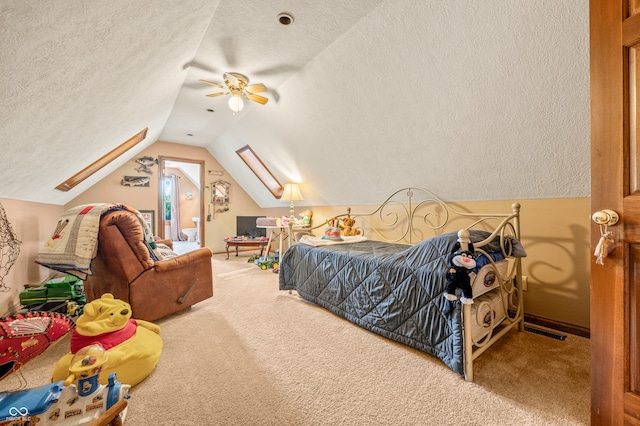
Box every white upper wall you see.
[0,0,589,207]
[210,0,590,207]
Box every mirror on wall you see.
[157,156,205,251]
[211,180,230,217]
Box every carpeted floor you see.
[6,254,590,425]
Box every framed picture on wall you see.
[139,210,155,234]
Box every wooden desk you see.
[224,239,268,260]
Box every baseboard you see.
[524,314,590,339]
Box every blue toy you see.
[0,345,130,425]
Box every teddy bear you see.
[444,244,477,305]
[51,293,163,387]
[299,209,313,225]
[340,217,361,237]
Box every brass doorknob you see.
[592,209,620,226]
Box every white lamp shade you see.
[228,95,244,112]
[281,183,304,202]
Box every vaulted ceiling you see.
[0,1,590,207]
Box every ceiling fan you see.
[199,72,268,113]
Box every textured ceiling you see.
[0,0,590,207]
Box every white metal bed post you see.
[512,202,525,332]
[457,229,474,381]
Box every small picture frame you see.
[139,210,155,234]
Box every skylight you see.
[235,145,283,198]
[55,128,148,192]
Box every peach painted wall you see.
[65,141,264,252]
[0,166,591,329]
[0,198,64,316]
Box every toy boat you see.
[0,345,130,425]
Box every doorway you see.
[157,156,205,254]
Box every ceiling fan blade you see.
[246,83,267,93]
[206,92,229,98]
[246,93,269,105]
[199,79,226,89]
[224,72,240,87]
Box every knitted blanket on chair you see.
[35,204,159,280]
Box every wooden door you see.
[591,1,640,424]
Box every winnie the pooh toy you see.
[340,217,361,237]
[52,293,163,387]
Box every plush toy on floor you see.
[444,244,477,305]
[52,293,163,387]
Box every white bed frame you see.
[300,187,524,381]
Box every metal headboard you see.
[315,187,522,247]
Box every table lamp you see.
[281,183,304,221]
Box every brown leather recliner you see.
[83,209,213,322]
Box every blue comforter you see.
[279,232,467,374]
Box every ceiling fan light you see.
[228,95,244,113]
